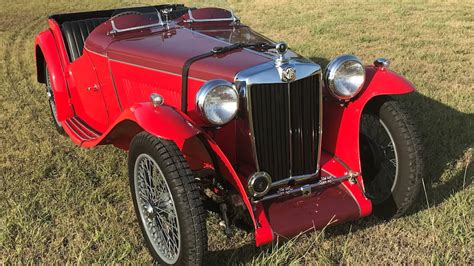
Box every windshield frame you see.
[108,6,168,35]
[182,9,240,24]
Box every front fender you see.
[322,66,416,217]
[200,134,272,246]
[97,103,268,245]
[107,103,201,149]
[35,30,73,121]
[355,66,416,102]
[116,104,260,229]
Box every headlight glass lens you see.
[325,55,366,100]
[197,81,239,125]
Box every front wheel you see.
[129,132,207,265]
[360,97,423,219]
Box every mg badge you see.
[281,67,296,82]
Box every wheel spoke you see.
[138,190,149,202]
[156,215,178,252]
[155,206,175,217]
[389,158,397,168]
[361,113,399,204]
[134,154,180,263]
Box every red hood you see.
[85,19,272,82]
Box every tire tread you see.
[364,96,424,219]
[129,132,207,265]
[381,100,424,218]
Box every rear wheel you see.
[129,132,207,265]
[45,65,64,134]
[360,97,423,219]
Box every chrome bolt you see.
[275,42,288,54]
[150,93,164,107]
[374,58,391,69]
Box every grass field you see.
[1,0,473,264]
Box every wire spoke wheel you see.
[359,97,422,219]
[360,113,399,204]
[47,88,60,125]
[134,154,180,264]
[129,132,207,264]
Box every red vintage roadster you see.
[35,4,423,264]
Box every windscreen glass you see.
[109,7,164,32]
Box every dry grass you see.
[1,0,473,264]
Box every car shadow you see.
[395,91,473,208]
[205,242,259,265]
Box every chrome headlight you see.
[196,80,239,125]
[324,55,366,100]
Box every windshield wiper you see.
[211,42,275,54]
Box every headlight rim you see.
[324,54,366,101]
[195,79,239,126]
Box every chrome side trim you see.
[235,59,323,187]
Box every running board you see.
[64,116,101,142]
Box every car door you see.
[67,52,109,132]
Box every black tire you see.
[360,97,423,219]
[45,64,65,135]
[128,132,207,265]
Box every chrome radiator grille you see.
[249,74,321,182]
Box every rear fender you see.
[35,30,73,121]
[322,66,416,216]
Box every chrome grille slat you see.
[250,74,320,182]
[250,82,291,180]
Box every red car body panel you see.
[48,19,70,69]
[85,19,271,124]
[35,29,73,121]
[264,152,362,238]
[322,67,416,219]
[34,7,416,247]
